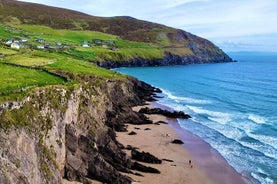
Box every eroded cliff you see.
[0,75,159,184]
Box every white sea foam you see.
[247,133,277,154]
[251,172,274,184]
[162,89,211,104]
[248,114,267,124]
[187,105,232,124]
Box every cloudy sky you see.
[19,0,277,52]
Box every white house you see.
[11,42,21,49]
[81,41,90,48]
[37,45,45,49]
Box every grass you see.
[0,24,24,39]
[165,47,193,56]
[0,63,66,92]
[116,39,153,48]
[17,24,159,48]
[45,59,125,79]
[0,24,15,39]
[17,24,117,44]
[75,47,164,62]
[0,62,66,102]
[0,23,193,103]
[4,54,56,66]
[0,47,18,55]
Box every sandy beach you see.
[116,103,246,184]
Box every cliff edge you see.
[0,73,162,183]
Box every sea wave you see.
[162,89,212,104]
[186,105,232,124]
[184,106,277,159]
[248,133,277,152]
[248,114,267,124]
[251,171,274,184]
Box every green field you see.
[74,47,164,61]
[45,59,125,79]
[4,54,56,66]
[0,23,166,102]
[17,24,157,48]
[0,47,18,55]
[0,63,66,98]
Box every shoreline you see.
[117,102,246,184]
[151,101,247,184]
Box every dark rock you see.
[162,159,174,162]
[139,107,191,119]
[153,88,162,93]
[171,139,184,144]
[128,131,137,135]
[144,128,151,130]
[131,150,162,164]
[87,155,133,184]
[134,172,144,176]
[145,96,158,102]
[125,145,138,150]
[131,162,160,174]
[106,110,153,131]
[134,127,141,130]
[65,124,79,153]
[153,96,163,99]
[156,121,168,124]
[154,121,168,125]
[98,50,233,69]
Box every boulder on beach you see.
[171,139,184,144]
[139,107,191,119]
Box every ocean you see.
[115,52,277,184]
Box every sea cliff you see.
[0,75,162,184]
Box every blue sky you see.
[19,0,277,52]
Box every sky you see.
[19,0,277,52]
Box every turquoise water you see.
[115,52,277,184]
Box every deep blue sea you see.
[115,52,277,184]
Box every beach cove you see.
[116,102,246,184]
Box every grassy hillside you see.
[0,0,232,103]
[0,23,128,102]
[0,0,173,43]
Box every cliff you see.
[0,74,160,184]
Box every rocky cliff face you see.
[97,51,232,69]
[0,76,158,184]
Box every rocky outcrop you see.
[139,107,191,119]
[0,76,163,184]
[97,51,233,69]
[131,150,162,164]
[131,162,160,174]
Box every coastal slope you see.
[0,0,232,66]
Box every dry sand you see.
[116,103,246,184]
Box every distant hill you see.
[0,0,233,66]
